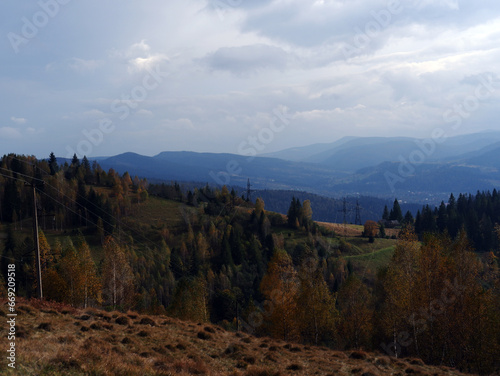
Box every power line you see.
[0,158,244,296]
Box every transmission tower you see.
[246,178,252,202]
[355,199,362,225]
[338,197,351,238]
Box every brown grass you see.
[0,298,473,376]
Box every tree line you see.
[383,191,500,252]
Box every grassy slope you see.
[0,299,471,376]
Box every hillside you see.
[0,299,472,376]
[1,155,498,375]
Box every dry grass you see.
[318,222,400,238]
[0,298,472,376]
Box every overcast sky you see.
[2,0,500,158]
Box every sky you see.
[1,0,500,159]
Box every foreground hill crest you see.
[0,299,472,376]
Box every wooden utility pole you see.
[26,180,44,299]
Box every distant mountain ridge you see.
[72,131,500,204]
[262,131,500,172]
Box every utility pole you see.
[26,179,44,299]
[339,197,348,238]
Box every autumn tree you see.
[337,275,373,349]
[296,260,338,345]
[379,226,420,357]
[102,237,134,310]
[79,240,102,308]
[363,220,379,239]
[260,250,300,341]
[57,239,86,306]
[254,198,265,218]
[169,276,209,322]
[31,230,53,294]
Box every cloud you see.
[205,44,290,74]
[128,40,151,56]
[128,54,169,74]
[2,0,500,157]
[161,118,196,131]
[0,127,22,139]
[10,116,26,124]
[110,40,171,74]
[69,58,100,73]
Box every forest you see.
[0,153,499,375]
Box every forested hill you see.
[0,153,499,374]
[254,189,422,224]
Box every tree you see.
[102,237,134,310]
[260,250,300,341]
[254,198,265,218]
[169,276,209,322]
[297,262,338,345]
[48,152,58,175]
[337,275,373,349]
[379,223,386,238]
[32,230,53,294]
[382,205,390,220]
[287,197,303,229]
[364,220,379,239]
[302,200,313,230]
[403,210,414,225]
[380,227,420,357]
[389,199,403,222]
[79,241,102,308]
[58,240,83,306]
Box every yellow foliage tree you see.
[337,275,373,349]
[79,241,102,308]
[260,250,300,342]
[297,263,339,345]
[102,237,134,310]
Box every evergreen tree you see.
[403,210,414,225]
[48,152,58,175]
[389,199,403,222]
[382,205,390,220]
[287,197,303,229]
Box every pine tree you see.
[389,199,403,222]
[48,152,58,175]
[382,205,390,220]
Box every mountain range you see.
[88,131,500,204]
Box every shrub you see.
[115,316,130,326]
